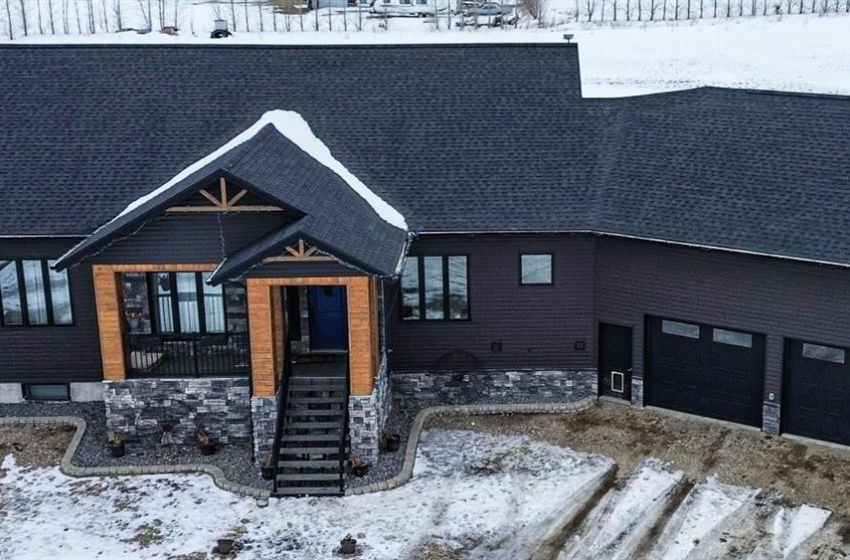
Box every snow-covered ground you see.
[0,429,613,559]
[0,427,837,559]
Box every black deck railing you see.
[124,332,251,378]
[338,360,351,491]
[271,342,294,483]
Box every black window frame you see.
[145,271,227,335]
[519,253,554,286]
[0,259,74,327]
[400,255,470,322]
[23,383,71,402]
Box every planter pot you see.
[351,464,370,477]
[198,441,217,456]
[384,433,401,452]
[108,441,126,458]
[339,540,357,554]
[216,539,234,555]
[261,465,275,480]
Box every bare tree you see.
[673,0,679,18]
[585,0,596,20]
[47,0,55,32]
[243,0,249,31]
[637,0,641,18]
[648,0,659,18]
[258,0,264,31]
[17,0,29,35]
[136,0,150,28]
[229,0,235,29]
[4,0,13,39]
[611,0,617,19]
[36,0,44,34]
[113,0,122,29]
[625,0,630,20]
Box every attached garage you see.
[784,339,850,446]
[645,316,765,427]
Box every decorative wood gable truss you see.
[167,177,283,213]
[263,239,337,264]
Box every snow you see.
[560,458,684,559]
[114,109,407,231]
[0,429,611,559]
[654,475,759,559]
[771,503,832,557]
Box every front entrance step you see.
[275,486,344,497]
[288,396,346,404]
[277,459,341,468]
[277,473,342,482]
[285,421,344,430]
[278,447,342,455]
[280,433,344,442]
[285,410,344,419]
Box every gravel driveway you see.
[429,402,850,517]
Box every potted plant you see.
[383,431,401,452]
[261,454,275,480]
[108,431,125,458]
[348,455,370,477]
[196,430,217,456]
[339,534,357,555]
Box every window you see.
[661,319,700,339]
[0,260,73,326]
[23,383,70,402]
[123,272,225,334]
[712,328,753,348]
[802,342,845,364]
[520,254,553,285]
[400,255,469,321]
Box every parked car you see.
[467,1,510,15]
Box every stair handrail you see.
[270,336,293,494]
[338,359,351,493]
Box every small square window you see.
[520,254,553,285]
[23,383,70,402]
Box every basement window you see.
[23,384,70,402]
[802,343,845,364]
[661,319,700,339]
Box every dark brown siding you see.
[387,234,596,372]
[595,237,850,403]
[90,213,290,264]
[0,238,102,383]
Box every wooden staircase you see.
[272,374,349,497]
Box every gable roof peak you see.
[116,109,407,232]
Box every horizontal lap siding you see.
[595,238,850,403]
[387,234,596,372]
[0,238,102,383]
[90,213,289,264]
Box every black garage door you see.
[646,317,765,427]
[784,339,850,446]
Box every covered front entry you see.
[645,316,765,427]
[784,339,850,446]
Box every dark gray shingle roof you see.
[2,44,850,266]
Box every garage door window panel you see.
[802,343,845,364]
[713,328,753,348]
[661,320,700,339]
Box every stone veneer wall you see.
[251,395,277,464]
[104,377,251,445]
[763,402,781,435]
[348,357,390,461]
[631,376,644,407]
[391,369,597,406]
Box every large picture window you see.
[122,272,225,334]
[0,260,73,326]
[401,255,469,321]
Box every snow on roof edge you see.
[116,109,407,230]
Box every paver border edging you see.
[0,415,272,499]
[345,398,595,496]
[1,399,594,500]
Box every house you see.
[2,42,850,496]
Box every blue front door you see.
[308,286,348,351]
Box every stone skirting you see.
[251,395,277,465]
[104,377,251,445]
[763,401,781,435]
[348,357,390,461]
[631,376,644,407]
[391,369,597,407]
